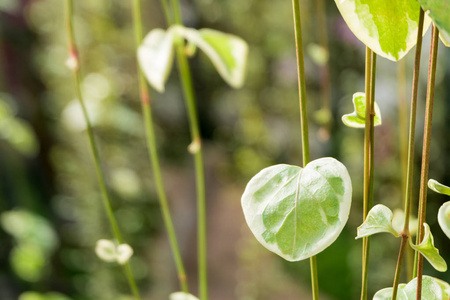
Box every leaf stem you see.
[292,1,318,299]
[390,10,425,299]
[65,1,141,299]
[169,1,208,299]
[131,0,188,292]
[361,47,376,300]
[415,24,439,300]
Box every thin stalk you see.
[415,25,439,300]
[65,1,141,299]
[292,1,318,299]
[390,10,425,299]
[170,1,208,299]
[131,0,188,292]
[361,47,376,300]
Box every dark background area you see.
[0,0,450,299]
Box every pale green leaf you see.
[419,0,450,48]
[241,157,352,261]
[95,239,133,264]
[438,201,450,239]
[435,277,450,299]
[169,292,199,300]
[356,204,399,239]
[138,28,175,93]
[334,0,431,61]
[173,26,248,88]
[342,92,382,128]
[392,209,418,236]
[373,276,445,300]
[307,43,329,66]
[409,223,447,272]
[428,179,450,196]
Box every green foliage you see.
[409,223,447,272]
[428,179,450,196]
[19,292,72,300]
[438,202,450,239]
[241,157,352,261]
[138,25,248,92]
[418,0,450,46]
[333,0,431,61]
[373,276,448,299]
[356,205,399,238]
[342,92,382,128]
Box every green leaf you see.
[138,28,175,93]
[418,0,450,48]
[342,92,382,128]
[241,157,352,261]
[169,292,199,300]
[373,276,445,299]
[435,277,450,299]
[334,0,431,61]
[409,223,447,272]
[356,204,399,239]
[173,26,248,88]
[392,209,418,236]
[438,201,450,239]
[428,179,450,196]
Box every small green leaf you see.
[409,223,447,272]
[169,292,199,300]
[392,209,418,236]
[418,0,450,48]
[373,276,445,299]
[173,26,248,88]
[242,157,352,261]
[138,28,175,93]
[306,43,329,66]
[356,204,399,239]
[334,0,431,61]
[428,179,450,196]
[438,201,450,239]
[342,92,382,128]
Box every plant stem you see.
[169,1,208,298]
[292,1,318,299]
[65,1,141,299]
[361,47,376,300]
[415,24,439,300]
[390,11,425,299]
[131,0,188,292]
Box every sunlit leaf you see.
[138,28,175,93]
[169,292,199,300]
[418,0,450,48]
[116,244,133,265]
[435,277,450,299]
[241,157,352,261]
[342,92,381,128]
[11,245,46,282]
[392,209,418,236]
[173,26,248,88]
[438,202,450,239]
[428,179,450,196]
[373,276,445,299]
[95,239,133,264]
[409,223,447,272]
[356,204,399,239]
[334,0,431,61]
[19,292,72,300]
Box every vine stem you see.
[361,47,376,300]
[168,1,208,298]
[390,10,425,300]
[65,1,141,299]
[131,0,188,292]
[415,24,439,300]
[292,1,318,299]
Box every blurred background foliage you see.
[0,0,449,299]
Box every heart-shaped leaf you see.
[418,0,450,47]
[334,0,431,61]
[241,157,352,261]
[342,92,382,128]
[138,28,176,93]
[409,223,447,272]
[169,292,199,300]
[391,209,418,236]
[428,179,450,196]
[173,26,248,88]
[373,276,445,299]
[438,201,450,239]
[356,204,400,239]
[95,239,133,265]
